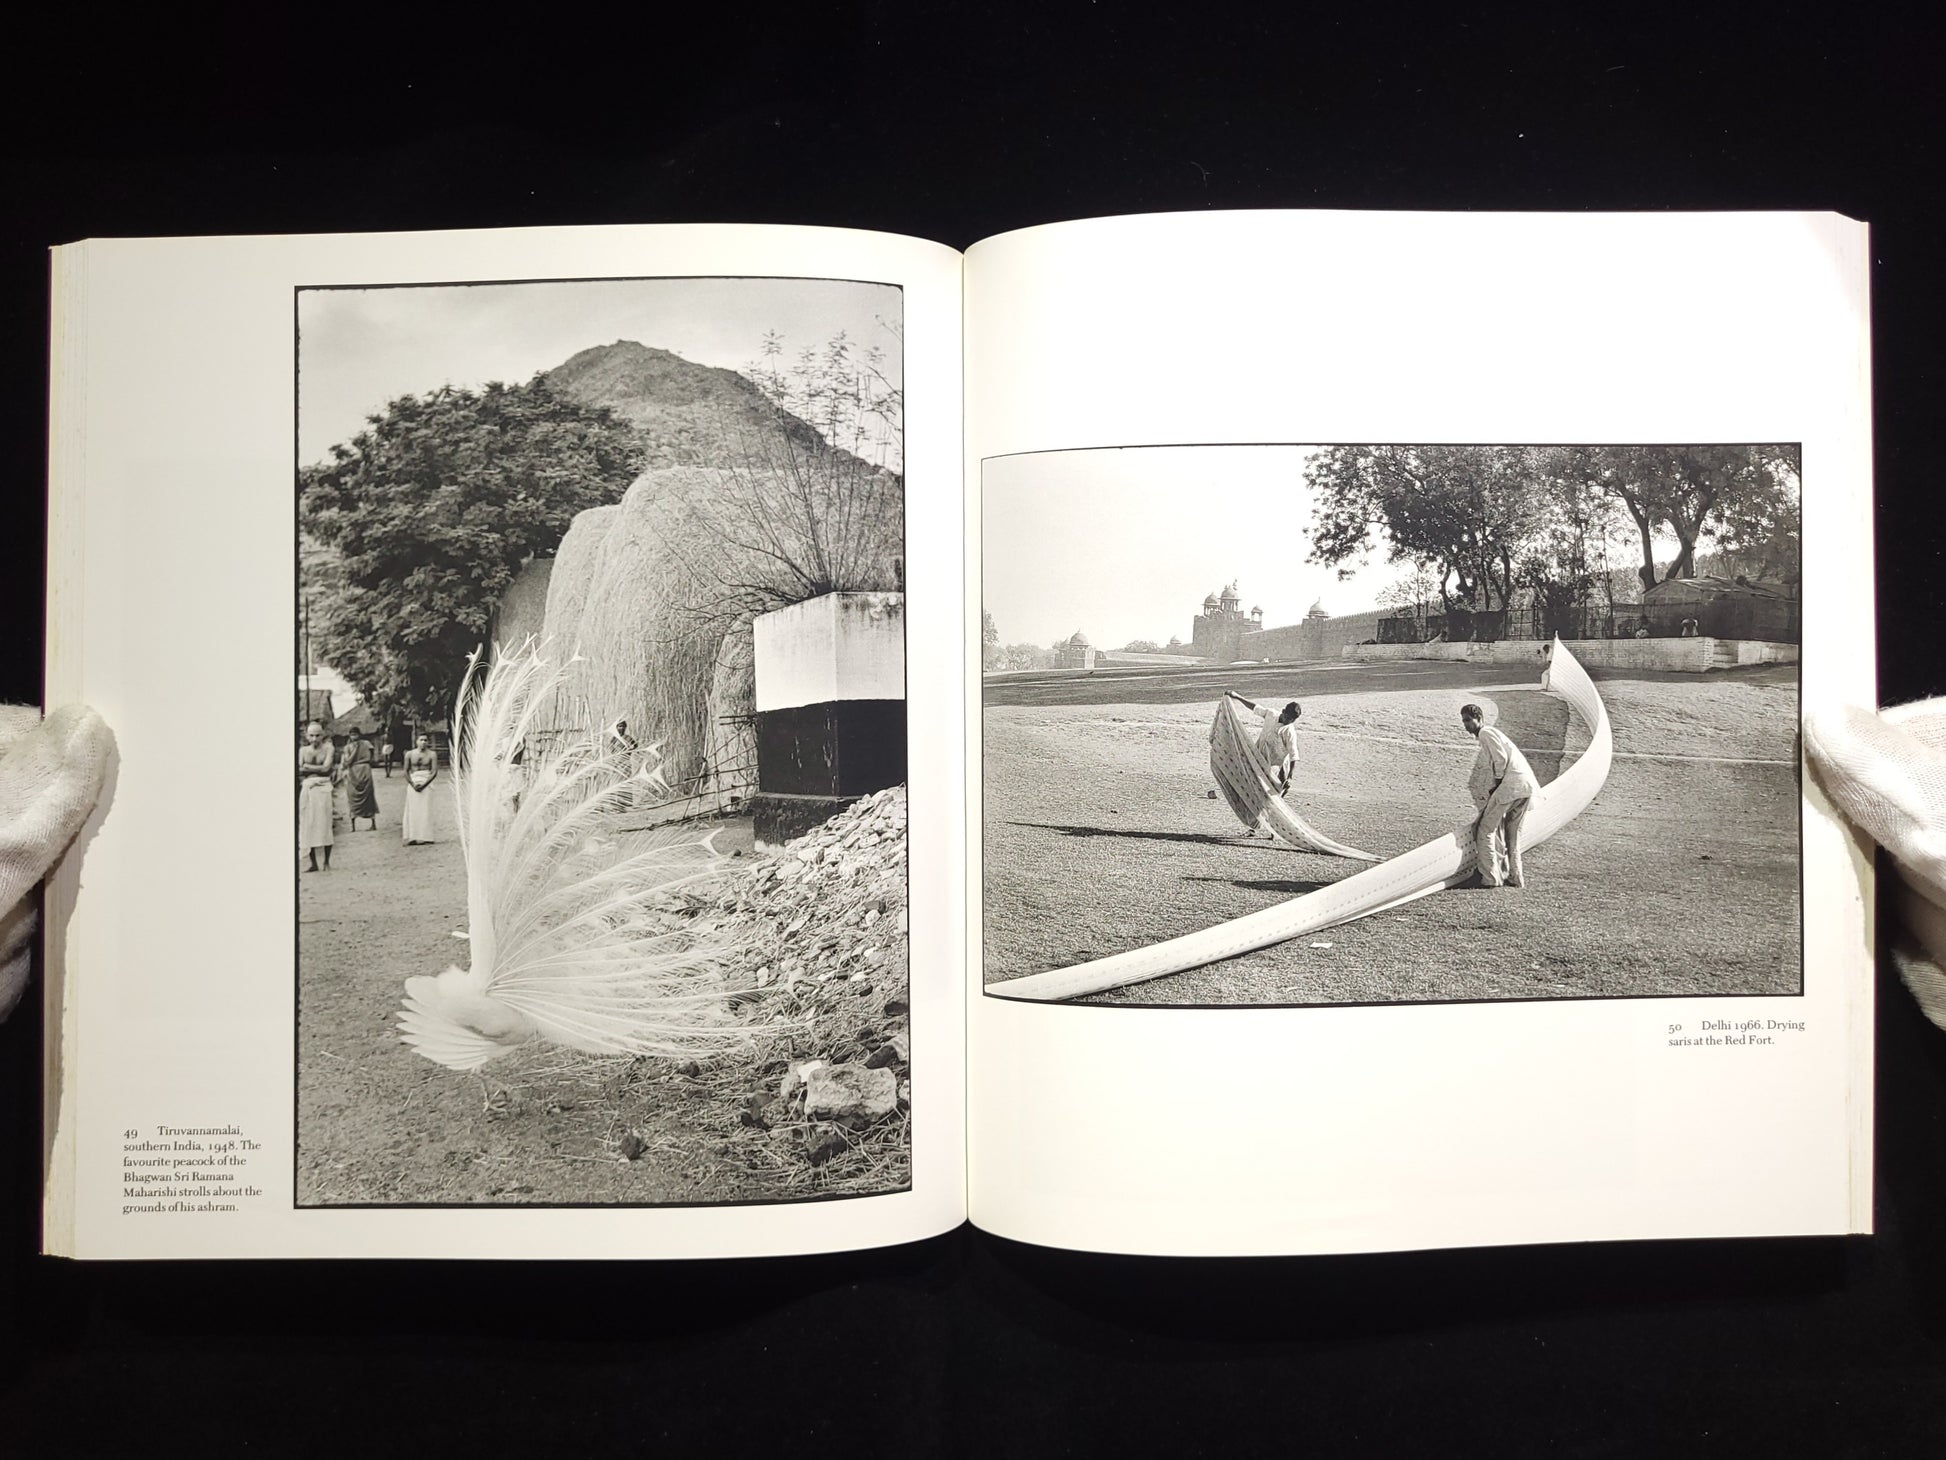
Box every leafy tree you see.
[1515,452,1630,636]
[1122,639,1163,653]
[1376,564,1444,619]
[299,379,646,723]
[1000,642,1051,672]
[1306,445,1542,622]
[982,610,1001,669]
[1573,444,1800,592]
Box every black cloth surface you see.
[4,8,1943,1454]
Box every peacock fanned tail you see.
[400,639,761,1069]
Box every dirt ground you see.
[296,775,907,1206]
[981,658,1801,1005]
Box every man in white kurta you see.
[1461,702,1540,888]
[1224,691,1301,790]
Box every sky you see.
[297,276,903,467]
[982,445,1427,649]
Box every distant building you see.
[1192,580,1259,659]
[298,688,336,739]
[1054,630,1097,670]
[1188,581,1385,664]
[1642,575,1800,642]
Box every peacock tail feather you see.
[401,639,762,1069]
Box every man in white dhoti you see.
[401,732,440,845]
[298,721,335,872]
[1460,702,1539,888]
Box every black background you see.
[4,6,1944,1454]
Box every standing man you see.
[1460,702,1539,888]
[401,732,439,846]
[1224,690,1302,792]
[298,721,335,872]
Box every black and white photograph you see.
[982,443,1803,1006]
[295,277,913,1204]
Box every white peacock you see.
[397,641,759,1071]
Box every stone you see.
[804,1125,850,1166]
[802,1064,898,1127]
[780,1058,826,1101]
[864,1045,898,1070]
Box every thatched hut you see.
[526,444,903,797]
[537,469,770,790]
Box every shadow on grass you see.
[1180,875,1336,896]
[1005,821,1268,848]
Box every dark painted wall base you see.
[750,792,860,846]
[755,699,906,798]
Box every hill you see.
[542,340,829,467]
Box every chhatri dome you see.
[1067,630,1091,647]
[1202,590,1220,612]
[1306,597,1331,620]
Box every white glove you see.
[1804,700,1946,1031]
[0,705,114,1022]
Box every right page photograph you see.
[981,441,1801,1009]
[963,211,1872,1258]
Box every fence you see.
[1379,600,1787,644]
[516,711,760,828]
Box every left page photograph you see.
[45,224,967,1258]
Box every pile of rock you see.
[703,786,911,1175]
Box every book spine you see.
[41,240,88,1258]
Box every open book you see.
[42,211,1874,1260]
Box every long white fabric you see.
[993,639,1612,1002]
[1209,697,1378,862]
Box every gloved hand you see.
[0,705,114,1022]
[1805,701,1946,1031]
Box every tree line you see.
[1306,444,1801,635]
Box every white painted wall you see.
[753,591,906,712]
[1340,638,1799,673]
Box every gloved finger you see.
[0,705,115,1021]
[1804,701,1946,898]
[1889,875,1946,1030]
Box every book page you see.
[45,223,965,1258]
[964,211,1872,1255]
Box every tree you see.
[1306,445,1543,625]
[667,328,905,628]
[1000,642,1051,671]
[1516,451,1630,637]
[1122,639,1163,653]
[299,379,647,723]
[750,325,902,473]
[982,610,1001,669]
[1575,444,1801,592]
[1376,563,1444,619]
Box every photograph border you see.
[975,440,1807,1012]
[292,272,913,1210]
